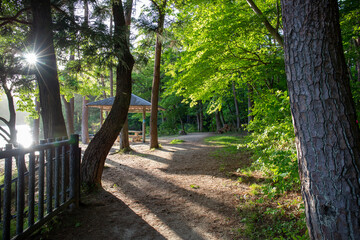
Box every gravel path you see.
[44,132,251,240]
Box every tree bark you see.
[150,0,167,149]
[281,1,360,238]
[80,0,134,188]
[30,0,67,139]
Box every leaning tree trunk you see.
[30,0,67,139]
[81,0,134,188]
[281,0,360,239]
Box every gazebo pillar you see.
[142,107,146,143]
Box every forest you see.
[1,0,360,239]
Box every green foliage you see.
[240,90,299,194]
[237,196,308,240]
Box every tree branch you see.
[0,132,10,144]
[0,7,31,26]
[0,116,9,126]
[246,0,283,48]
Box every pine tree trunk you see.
[80,0,134,188]
[30,0,67,139]
[281,1,360,238]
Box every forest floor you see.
[40,132,302,240]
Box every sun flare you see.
[24,52,38,65]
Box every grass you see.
[204,133,309,240]
[170,139,185,144]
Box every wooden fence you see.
[0,134,81,240]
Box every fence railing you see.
[0,134,81,240]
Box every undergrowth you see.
[205,120,308,239]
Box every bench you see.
[128,130,142,142]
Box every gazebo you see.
[87,94,164,143]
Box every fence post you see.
[38,140,46,220]
[28,151,36,227]
[46,138,54,214]
[3,144,13,240]
[54,137,61,208]
[69,134,80,208]
[16,153,25,235]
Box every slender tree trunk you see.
[81,97,89,144]
[355,37,360,82]
[33,97,40,144]
[232,81,240,129]
[0,78,16,145]
[219,110,225,127]
[150,34,163,148]
[30,0,67,139]
[61,95,75,138]
[109,15,114,98]
[199,101,204,132]
[281,1,360,238]
[120,117,130,151]
[247,83,254,124]
[150,0,167,149]
[81,0,134,188]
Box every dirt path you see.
[45,132,252,240]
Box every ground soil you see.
[42,132,254,240]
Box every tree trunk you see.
[80,0,134,188]
[33,97,40,144]
[109,14,114,98]
[150,0,167,149]
[215,111,222,132]
[120,117,130,152]
[247,83,254,124]
[30,0,67,139]
[0,78,16,145]
[81,96,89,144]
[199,101,204,132]
[281,1,360,238]
[61,95,75,138]
[219,110,225,127]
[232,81,240,129]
